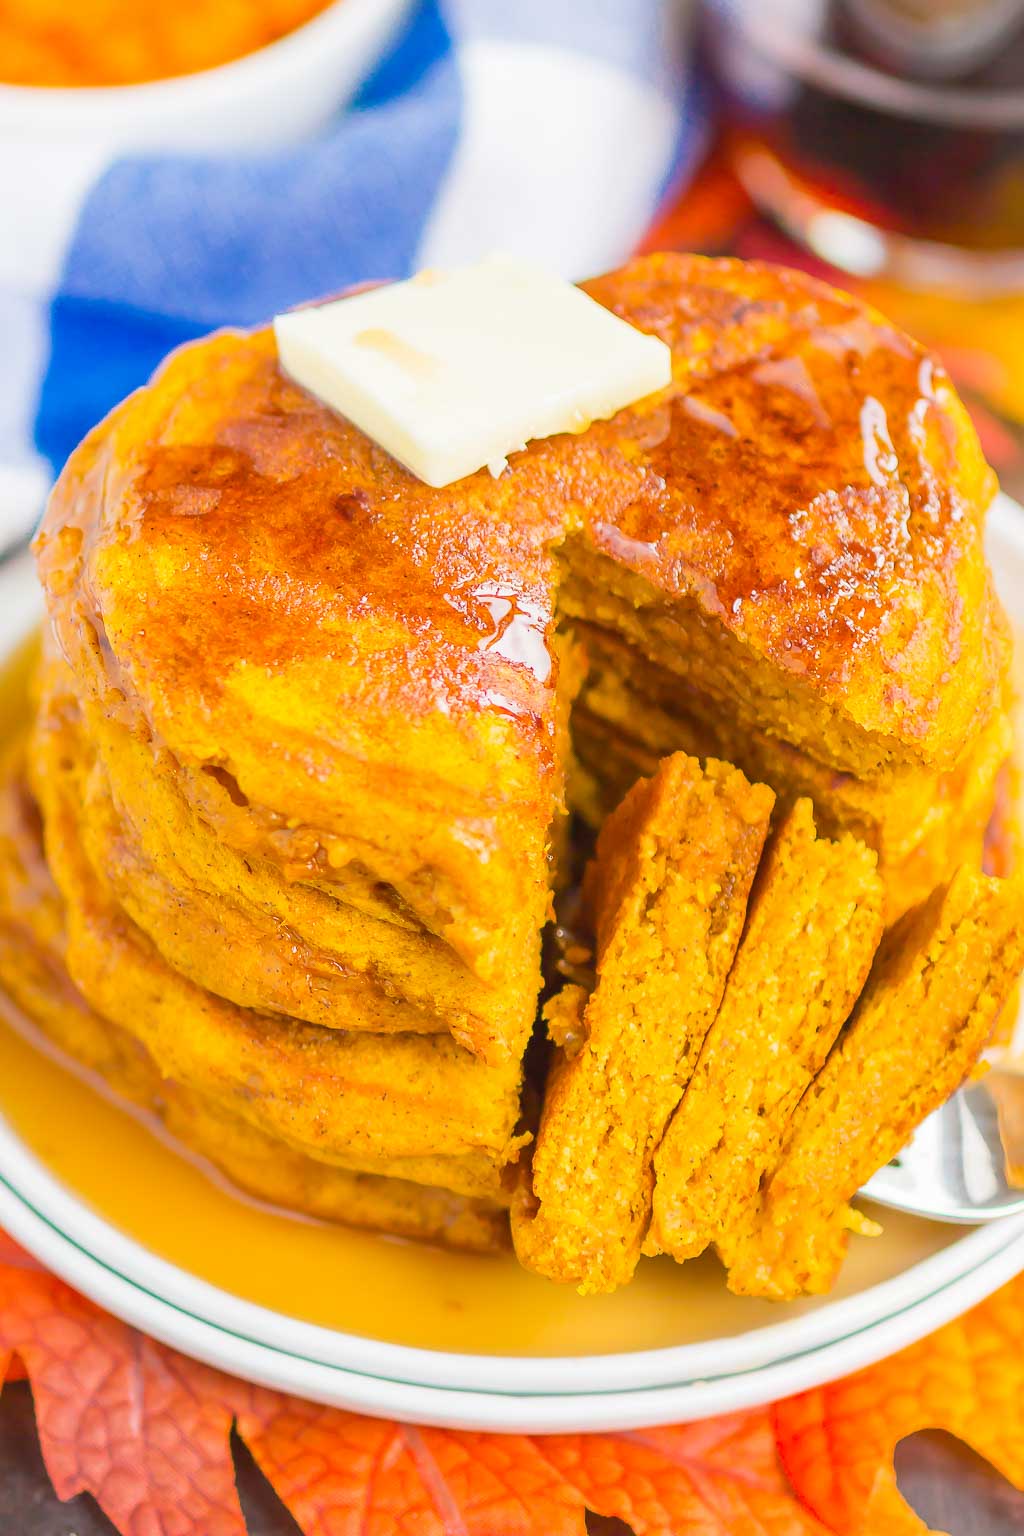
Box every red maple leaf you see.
[6,1229,1024,1536]
[775,1271,1024,1535]
[0,1231,827,1536]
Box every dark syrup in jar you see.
[703,0,1024,257]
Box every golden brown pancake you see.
[28,691,527,1201]
[35,255,1008,1004]
[0,750,507,1251]
[35,326,566,1029]
[44,652,522,1059]
[19,251,1019,1272]
[572,257,1006,778]
[566,621,1013,923]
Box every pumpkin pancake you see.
[41,653,523,1059]
[35,326,569,1038]
[567,622,1013,923]
[647,800,884,1264]
[724,865,1024,1299]
[513,754,773,1293]
[570,256,1007,780]
[0,751,506,1252]
[28,697,527,1202]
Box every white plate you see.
[0,496,1023,1431]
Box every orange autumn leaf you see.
[538,1419,830,1536]
[0,1230,39,1384]
[243,1409,831,1536]
[0,1259,250,1533]
[240,1406,589,1536]
[775,1271,1024,1536]
[0,1230,827,1536]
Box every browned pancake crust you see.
[29,691,526,1201]
[48,648,520,1057]
[0,751,507,1252]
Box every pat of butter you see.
[273,255,672,488]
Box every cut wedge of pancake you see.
[723,865,1024,1299]
[647,800,884,1263]
[513,753,774,1293]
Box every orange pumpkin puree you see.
[0,0,334,87]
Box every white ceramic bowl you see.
[0,0,414,151]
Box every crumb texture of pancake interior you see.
[646,799,886,1265]
[512,753,773,1294]
[722,865,1024,1299]
[5,250,1020,1281]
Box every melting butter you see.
[274,254,672,489]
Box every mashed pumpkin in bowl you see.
[0,0,335,87]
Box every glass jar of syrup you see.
[702,0,1024,294]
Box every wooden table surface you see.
[3,1378,1024,1534]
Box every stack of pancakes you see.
[2,253,1021,1294]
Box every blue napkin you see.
[0,0,701,548]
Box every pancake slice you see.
[723,865,1024,1299]
[647,800,884,1263]
[0,751,507,1252]
[513,753,774,1293]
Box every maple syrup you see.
[0,633,968,1357]
[704,0,1024,272]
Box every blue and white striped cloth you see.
[0,0,701,549]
